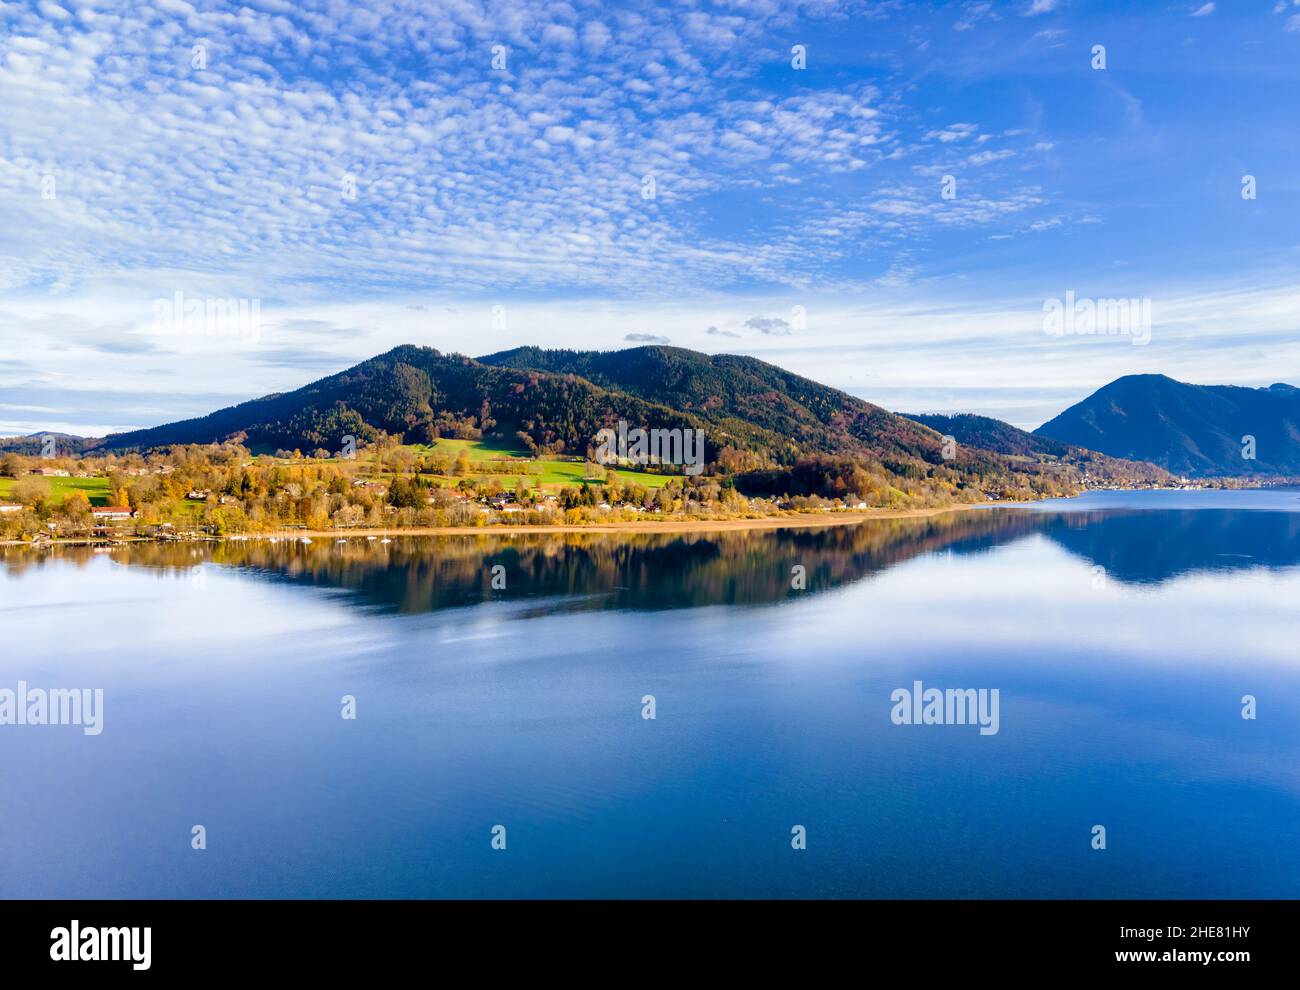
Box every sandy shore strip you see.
[235,503,996,540]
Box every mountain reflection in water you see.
[7,497,1300,616]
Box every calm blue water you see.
[1,489,1297,898]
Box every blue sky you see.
[1,0,1298,436]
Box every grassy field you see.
[402,439,677,490]
[529,459,675,489]
[245,436,681,491]
[415,437,529,461]
[0,476,113,506]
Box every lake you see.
[2,489,1297,898]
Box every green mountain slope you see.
[904,411,1170,485]
[905,412,1072,458]
[478,345,955,463]
[103,346,708,458]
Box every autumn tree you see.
[12,476,52,509]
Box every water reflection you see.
[6,494,1300,615]
[1040,509,1300,585]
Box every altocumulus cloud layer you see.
[1,0,925,295]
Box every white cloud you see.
[5,275,1299,437]
[954,2,998,31]
[925,123,980,143]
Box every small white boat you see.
[336,538,347,544]
[300,537,312,545]
[380,538,392,545]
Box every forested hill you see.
[903,411,1171,484]
[904,412,1073,457]
[107,343,961,468]
[478,345,955,462]
[102,346,706,458]
[98,343,1165,501]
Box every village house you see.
[90,506,134,537]
[186,489,210,500]
[91,506,135,521]
[30,467,70,477]
[0,502,24,514]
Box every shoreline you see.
[1,502,997,547]
[239,503,993,539]
[7,488,1282,547]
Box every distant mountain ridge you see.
[15,353,1279,483]
[0,432,98,456]
[901,411,1170,484]
[1035,374,1300,476]
[903,413,1072,458]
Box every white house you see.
[91,506,135,521]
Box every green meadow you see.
[399,438,678,490]
[0,475,113,506]
[415,437,527,461]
